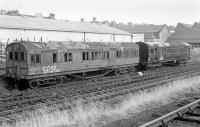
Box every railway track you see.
[139,99,200,127]
[1,62,200,125]
[0,63,195,111]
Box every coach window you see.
[116,50,122,58]
[53,53,57,63]
[102,51,105,60]
[107,51,109,59]
[94,52,98,60]
[64,53,68,62]
[82,52,90,61]
[9,52,13,60]
[20,52,24,61]
[68,53,72,62]
[36,54,41,63]
[82,52,86,61]
[150,49,154,54]
[86,52,89,60]
[31,54,35,64]
[124,49,129,58]
[64,53,72,62]
[91,52,94,60]
[14,52,18,60]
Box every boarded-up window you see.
[167,48,178,53]
[9,52,13,60]
[53,53,57,63]
[36,54,41,63]
[180,47,187,52]
[131,49,138,57]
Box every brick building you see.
[116,24,171,42]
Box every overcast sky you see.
[0,0,199,25]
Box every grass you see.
[2,76,200,127]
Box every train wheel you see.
[29,81,38,88]
[14,82,19,89]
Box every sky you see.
[0,0,199,25]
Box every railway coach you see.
[5,41,139,88]
[136,41,191,69]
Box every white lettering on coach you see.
[42,65,59,74]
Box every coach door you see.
[155,47,164,61]
[12,44,26,79]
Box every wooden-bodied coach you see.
[6,41,139,88]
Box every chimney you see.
[92,17,97,23]
[48,13,55,19]
[80,18,84,22]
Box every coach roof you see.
[8,41,138,51]
[0,15,131,35]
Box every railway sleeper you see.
[175,115,200,124]
[186,112,200,116]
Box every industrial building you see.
[116,24,171,42]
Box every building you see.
[0,15,134,44]
[168,22,200,47]
[116,24,171,42]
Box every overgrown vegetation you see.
[2,76,200,127]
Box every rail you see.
[139,99,200,127]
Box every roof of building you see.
[0,15,131,35]
[168,22,200,43]
[144,32,159,39]
[116,24,165,33]
[176,23,193,29]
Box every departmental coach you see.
[5,41,139,88]
[136,41,191,69]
